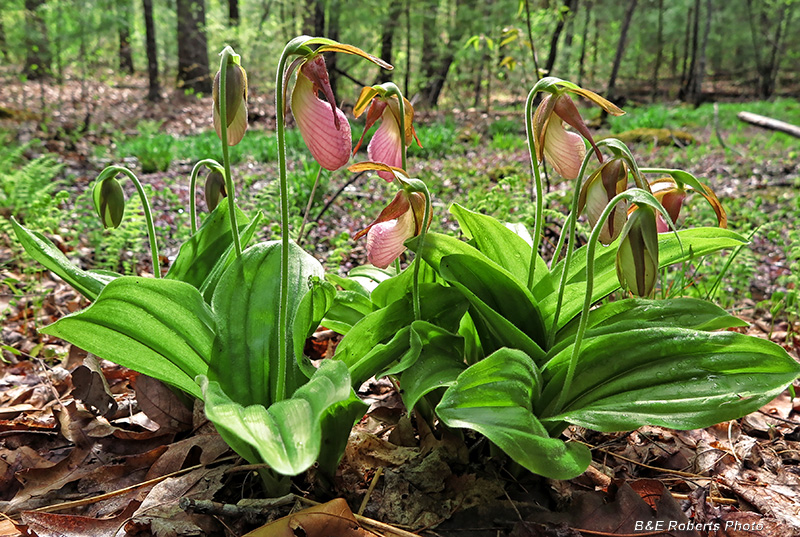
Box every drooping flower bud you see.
[213,61,248,146]
[578,159,629,244]
[532,94,587,180]
[93,177,126,229]
[616,205,659,297]
[204,170,227,212]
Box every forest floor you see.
[1,77,800,537]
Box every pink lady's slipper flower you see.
[630,176,727,233]
[290,55,351,171]
[577,158,629,244]
[354,189,429,268]
[532,86,624,180]
[213,56,248,146]
[353,86,421,181]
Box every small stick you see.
[358,467,383,516]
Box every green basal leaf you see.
[12,217,118,300]
[41,277,214,398]
[209,241,323,406]
[440,254,546,347]
[166,203,252,289]
[317,390,368,477]
[449,203,549,289]
[293,278,337,378]
[537,227,748,330]
[346,265,396,293]
[370,259,438,309]
[321,289,376,335]
[539,327,800,431]
[334,283,467,387]
[552,297,747,352]
[199,359,355,476]
[437,348,591,480]
[326,273,370,297]
[399,324,466,411]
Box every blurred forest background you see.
[1,0,797,112]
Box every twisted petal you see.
[366,207,416,269]
[543,119,586,180]
[290,71,351,171]
[368,107,403,182]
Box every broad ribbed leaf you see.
[437,349,591,479]
[399,323,465,410]
[552,297,747,354]
[41,277,214,398]
[536,227,748,329]
[450,203,549,289]
[12,218,118,300]
[370,260,438,309]
[334,283,467,386]
[199,360,354,475]
[321,290,375,335]
[293,279,337,378]
[166,203,252,288]
[209,241,323,406]
[539,328,800,431]
[440,254,546,347]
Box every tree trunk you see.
[679,4,692,89]
[524,0,542,81]
[651,0,663,101]
[142,0,160,101]
[0,13,8,60]
[229,0,239,25]
[680,0,709,105]
[543,0,578,77]
[419,0,467,108]
[176,0,211,94]
[303,0,325,36]
[326,0,340,96]
[577,1,591,86]
[374,0,404,84]
[118,0,134,74]
[23,0,52,79]
[747,0,792,99]
[605,0,637,104]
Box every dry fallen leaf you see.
[242,498,372,537]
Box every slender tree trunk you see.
[577,1,591,86]
[176,0,211,93]
[748,0,792,99]
[404,0,411,95]
[680,0,709,105]
[303,0,324,36]
[118,0,134,74]
[651,0,663,101]
[143,0,160,101]
[679,4,693,89]
[605,0,637,104]
[23,0,52,79]
[229,0,240,25]
[419,0,466,107]
[590,11,599,81]
[544,0,578,76]
[327,0,340,96]
[524,0,541,81]
[0,13,8,60]
[375,0,404,84]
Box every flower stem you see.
[189,159,224,234]
[218,48,242,258]
[524,87,544,291]
[297,164,324,245]
[547,150,596,349]
[104,165,160,278]
[412,183,431,321]
[274,44,294,402]
[552,191,631,415]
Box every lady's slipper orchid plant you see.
[616,204,659,297]
[353,84,421,181]
[355,189,428,268]
[644,175,727,233]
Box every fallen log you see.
[737,111,800,138]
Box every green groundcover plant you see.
[13,36,799,496]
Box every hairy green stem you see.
[524,87,545,291]
[103,165,160,277]
[297,164,324,245]
[218,48,242,257]
[189,159,224,234]
[412,183,431,321]
[274,45,294,403]
[552,191,632,415]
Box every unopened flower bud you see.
[204,170,227,212]
[578,159,629,244]
[213,61,248,146]
[616,205,658,297]
[93,177,126,229]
